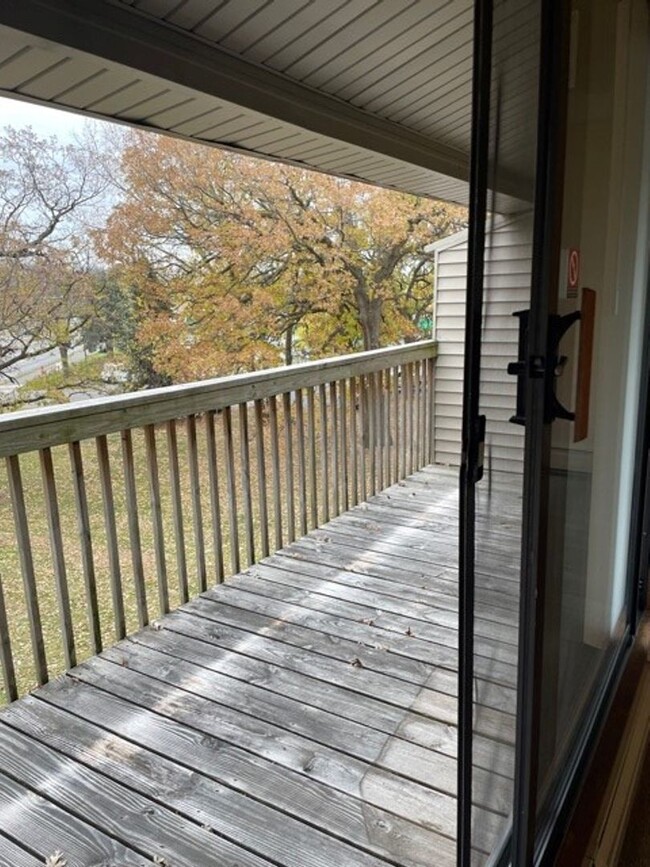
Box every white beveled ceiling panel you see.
[0,0,538,210]
[120,0,476,155]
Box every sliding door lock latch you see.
[507,309,581,425]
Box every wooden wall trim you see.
[555,618,650,867]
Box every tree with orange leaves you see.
[99,130,466,383]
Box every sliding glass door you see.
[458,1,543,864]
[521,0,650,857]
[460,1,650,864]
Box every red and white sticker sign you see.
[567,247,580,298]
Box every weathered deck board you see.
[127,623,516,775]
[0,706,395,867]
[0,834,41,867]
[186,587,518,688]
[161,602,517,711]
[241,559,519,648]
[29,684,460,864]
[0,773,149,866]
[251,553,517,644]
[0,466,520,867]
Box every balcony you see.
[0,340,518,867]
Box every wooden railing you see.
[0,340,437,704]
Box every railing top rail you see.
[0,340,437,458]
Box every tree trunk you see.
[59,344,70,374]
[357,293,382,351]
[284,326,293,366]
[365,301,382,351]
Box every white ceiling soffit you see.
[0,0,535,210]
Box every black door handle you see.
[507,309,581,426]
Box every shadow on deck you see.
[0,465,520,867]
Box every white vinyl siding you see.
[432,214,532,474]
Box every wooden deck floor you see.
[0,466,521,867]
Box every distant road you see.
[3,345,87,385]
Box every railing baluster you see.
[96,435,126,640]
[0,570,17,702]
[295,389,308,536]
[415,364,420,468]
[349,377,358,507]
[69,441,102,654]
[413,362,419,473]
[405,362,409,475]
[340,380,349,512]
[415,360,421,470]
[186,415,207,593]
[222,405,240,575]
[205,410,225,582]
[411,362,417,474]
[239,403,255,566]
[421,359,427,468]
[377,370,390,490]
[392,366,399,484]
[414,360,422,470]
[329,381,340,516]
[418,362,427,469]
[6,455,47,685]
[381,370,393,487]
[358,375,368,503]
[39,447,76,669]
[318,383,330,522]
[367,373,377,496]
[399,364,408,479]
[121,429,148,628]
[382,369,388,486]
[376,370,384,492]
[268,395,283,550]
[399,364,407,480]
[144,425,169,615]
[382,370,389,486]
[412,361,418,470]
[420,359,428,468]
[407,362,415,476]
[253,400,270,559]
[306,388,318,529]
[426,358,435,464]
[282,392,296,543]
[166,420,189,603]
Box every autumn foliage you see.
[0,123,465,389]
[98,131,466,383]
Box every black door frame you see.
[509,0,570,862]
[458,1,650,865]
[458,1,570,862]
[457,0,493,863]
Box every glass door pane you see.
[461,1,543,863]
[463,2,649,862]
[535,0,650,821]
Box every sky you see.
[0,94,109,140]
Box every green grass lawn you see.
[3,352,125,411]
